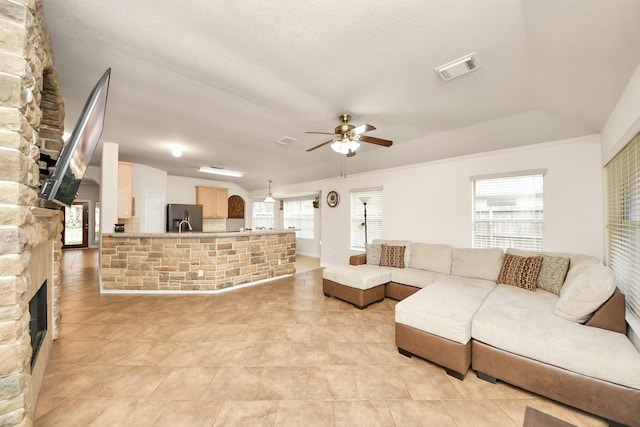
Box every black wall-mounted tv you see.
[39,68,111,207]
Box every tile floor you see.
[34,249,607,426]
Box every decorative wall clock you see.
[327,191,339,207]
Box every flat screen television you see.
[39,68,111,207]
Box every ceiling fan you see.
[306,113,393,157]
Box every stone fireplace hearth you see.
[1,0,65,424]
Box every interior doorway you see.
[62,201,89,248]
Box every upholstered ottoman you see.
[395,276,497,379]
[322,265,391,309]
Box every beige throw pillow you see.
[379,245,405,268]
[365,243,384,265]
[537,255,570,295]
[496,254,543,291]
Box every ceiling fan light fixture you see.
[198,166,244,177]
[264,179,276,203]
[331,137,360,155]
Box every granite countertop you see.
[102,229,297,238]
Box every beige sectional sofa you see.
[321,240,640,427]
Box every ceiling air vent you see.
[276,136,297,146]
[434,53,480,81]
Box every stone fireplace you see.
[1,0,65,424]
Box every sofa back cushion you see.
[409,243,452,275]
[451,248,504,281]
[554,264,616,323]
[373,239,412,267]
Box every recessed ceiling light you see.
[171,147,183,157]
[198,166,244,177]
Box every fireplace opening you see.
[29,280,48,369]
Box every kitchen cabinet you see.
[196,186,228,218]
[117,162,134,218]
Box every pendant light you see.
[264,179,275,203]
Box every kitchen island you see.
[100,230,296,292]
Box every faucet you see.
[178,219,192,234]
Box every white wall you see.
[602,62,640,163]
[309,135,603,267]
[100,142,119,235]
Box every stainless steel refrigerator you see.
[166,204,203,232]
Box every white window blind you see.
[252,201,274,229]
[350,189,383,249]
[606,131,640,326]
[284,200,315,239]
[472,173,544,251]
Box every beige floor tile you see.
[213,400,278,427]
[275,401,334,427]
[34,397,117,426]
[396,364,465,400]
[254,366,309,400]
[442,399,519,427]
[245,342,292,366]
[387,400,457,426]
[95,366,174,398]
[149,366,218,400]
[151,400,224,427]
[116,342,180,366]
[288,342,333,365]
[332,400,394,427]
[352,365,411,399]
[306,366,359,400]
[202,367,263,400]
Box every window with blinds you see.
[472,172,544,251]
[606,131,640,327]
[252,201,274,229]
[283,200,315,239]
[350,189,383,249]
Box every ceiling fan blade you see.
[305,131,335,135]
[306,139,334,152]
[351,124,376,135]
[359,135,393,147]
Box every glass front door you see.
[63,202,89,248]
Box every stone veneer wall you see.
[0,0,65,424]
[101,233,296,291]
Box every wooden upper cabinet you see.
[117,162,134,219]
[196,186,228,218]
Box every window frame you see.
[283,199,315,239]
[350,188,383,250]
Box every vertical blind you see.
[350,189,383,249]
[252,201,274,228]
[606,131,640,325]
[472,173,544,251]
[283,200,315,239]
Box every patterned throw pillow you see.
[497,254,544,291]
[379,245,406,268]
[366,243,384,265]
[537,255,571,295]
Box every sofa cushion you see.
[554,264,616,323]
[388,268,449,289]
[322,265,392,290]
[409,243,452,275]
[496,254,543,291]
[379,245,405,268]
[472,284,640,389]
[365,243,384,265]
[451,248,504,281]
[395,277,497,344]
[536,255,570,295]
[373,239,412,267]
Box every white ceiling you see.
[42,0,640,191]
